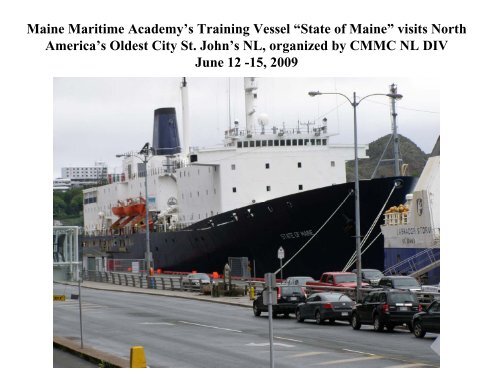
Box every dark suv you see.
[378,276,421,292]
[351,289,422,332]
[253,285,307,318]
[412,300,440,338]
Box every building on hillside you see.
[61,161,108,188]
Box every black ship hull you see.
[81,176,416,280]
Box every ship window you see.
[262,140,267,147]
[250,141,255,147]
[286,139,291,146]
[310,139,315,145]
[274,140,279,146]
[266,186,271,192]
[322,139,327,145]
[304,139,309,145]
[298,162,302,168]
[243,141,248,147]
[299,184,303,190]
[231,164,236,170]
[232,187,237,193]
[331,161,335,167]
[292,139,297,146]
[280,140,285,146]
[237,142,242,148]
[298,139,304,146]
[265,163,270,169]
[256,140,261,147]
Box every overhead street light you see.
[116,142,153,281]
[308,89,403,301]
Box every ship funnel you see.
[152,107,181,155]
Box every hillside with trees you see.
[346,134,431,181]
[53,188,83,226]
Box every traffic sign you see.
[277,246,285,259]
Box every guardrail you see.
[83,270,267,295]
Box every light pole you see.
[308,89,402,301]
[116,143,153,278]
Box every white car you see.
[182,273,211,287]
[285,276,314,287]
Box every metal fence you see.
[82,270,258,295]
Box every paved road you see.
[53,283,439,368]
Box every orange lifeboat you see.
[112,201,126,217]
[123,197,146,216]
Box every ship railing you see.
[383,211,409,226]
[383,247,440,277]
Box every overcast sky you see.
[53,77,439,177]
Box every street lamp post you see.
[117,143,153,280]
[308,89,402,301]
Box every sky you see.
[53,77,439,177]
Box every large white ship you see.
[79,78,417,278]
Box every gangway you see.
[383,247,440,277]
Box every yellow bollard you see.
[130,346,147,368]
[249,286,255,300]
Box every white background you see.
[2,0,498,372]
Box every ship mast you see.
[244,77,258,135]
[181,77,191,156]
[390,83,401,176]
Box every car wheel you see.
[296,309,304,322]
[315,311,324,325]
[253,303,261,317]
[413,321,426,338]
[352,312,361,330]
[373,315,384,332]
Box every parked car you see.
[182,273,211,288]
[253,285,307,318]
[306,272,370,291]
[296,292,355,325]
[412,300,440,338]
[285,276,315,287]
[378,276,421,292]
[351,289,422,332]
[421,283,440,294]
[351,269,384,286]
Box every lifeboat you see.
[123,197,146,216]
[112,201,126,217]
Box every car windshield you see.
[282,286,304,295]
[388,293,418,303]
[393,278,420,287]
[335,274,356,283]
[322,293,353,302]
[191,274,209,280]
[287,277,314,285]
[363,270,383,279]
